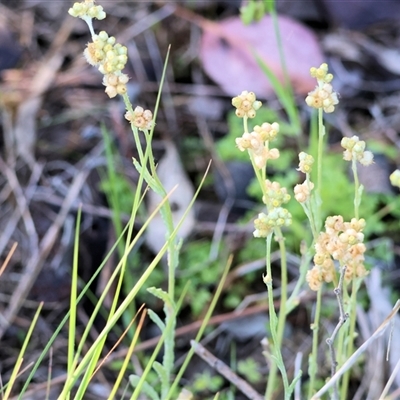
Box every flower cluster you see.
[297,152,314,174]
[310,63,333,83]
[68,0,106,20]
[254,208,292,238]
[305,63,339,113]
[390,169,400,188]
[253,180,292,237]
[306,216,368,291]
[341,135,374,166]
[235,122,280,169]
[262,180,291,208]
[294,152,315,203]
[125,106,153,131]
[294,181,314,203]
[232,92,291,237]
[69,2,129,98]
[231,91,262,119]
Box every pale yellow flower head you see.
[232,91,262,119]
[390,169,400,188]
[297,152,314,174]
[125,106,154,131]
[306,63,338,113]
[68,0,106,20]
[341,136,374,166]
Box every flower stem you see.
[264,231,290,399]
[340,278,359,400]
[326,266,349,400]
[308,287,322,398]
[317,108,325,199]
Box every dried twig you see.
[380,349,400,399]
[312,300,400,399]
[190,340,264,400]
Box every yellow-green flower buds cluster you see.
[262,180,291,208]
[232,91,262,119]
[390,169,400,188]
[341,135,374,166]
[294,180,314,203]
[235,123,280,169]
[125,106,153,131]
[297,152,314,174]
[84,31,128,74]
[306,215,367,291]
[253,122,279,141]
[68,0,106,20]
[310,63,333,84]
[69,2,130,99]
[253,180,292,237]
[305,63,338,113]
[254,208,292,238]
[81,31,129,98]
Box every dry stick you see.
[0,158,39,254]
[0,163,43,257]
[312,300,400,399]
[326,265,349,400]
[0,242,18,277]
[190,340,264,400]
[379,348,400,399]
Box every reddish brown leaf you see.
[200,15,324,97]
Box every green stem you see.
[264,232,290,399]
[340,279,359,400]
[308,287,322,398]
[275,228,288,349]
[269,7,301,134]
[317,109,325,201]
[351,159,360,219]
[243,115,249,133]
[265,234,278,400]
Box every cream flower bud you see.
[247,109,256,118]
[118,74,129,84]
[116,84,127,95]
[359,151,374,166]
[294,181,314,203]
[390,169,400,188]
[105,85,117,98]
[268,148,280,160]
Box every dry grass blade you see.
[380,355,400,399]
[312,300,400,399]
[190,340,264,400]
[0,242,17,278]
